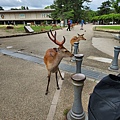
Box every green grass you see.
[95,25,120,30]
[0,24,61,33]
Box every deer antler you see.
[47,30,65,46]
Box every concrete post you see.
[109,46,120,70]
[74,54,84,73]
[67,73,88,120]
[71,42,79,61]
[74,42,79,54]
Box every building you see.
[0,9,54,25]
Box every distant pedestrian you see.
[80,19,84,30]
[60,20,64,29]
[67,19,71,31]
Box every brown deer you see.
[44,30,73,95]
[70,23,75,29]
[51,24,57,29]
[70,34,86,53]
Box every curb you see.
[0,31,48,38]
[0,28,61,38]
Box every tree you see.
[21,6,26,10]
[0,6,4,10]
[11,8,19,10]
[11,6,29,10]
[50,0,92,22]
[97,0,112,15]
[83,6,97,22]
[111,0,120,13]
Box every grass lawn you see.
[0,24,61,33]
[94,25,120,31]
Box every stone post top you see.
[71,73,86,82]
[74,42,79,45]
[114,46,120,49]
[74,54,84,58]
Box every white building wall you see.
[0,9,54,23]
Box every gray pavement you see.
[0,24,120,120]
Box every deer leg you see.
[71,45,73,53]
[45,72,51,95]
[58,68,64,80]
[55,71,60,90]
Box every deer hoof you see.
[45,91,48,95]
[57,87,60,90]
[62,78,64,80]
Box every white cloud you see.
[89,0,107,10]
[17,0,22,2]
[0,0,54,10]
[0,0,107,10]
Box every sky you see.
[0,0,106,11]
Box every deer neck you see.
[49,53,63,73]
[54,52,63,66]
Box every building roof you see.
[0,9,55,13]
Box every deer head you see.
[77,34,86,41]
[70,33,86,53]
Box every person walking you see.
[67,19,71,31]
[80,19,84,30]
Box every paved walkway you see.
[0,24,120,120]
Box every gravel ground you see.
[54,73,97,120]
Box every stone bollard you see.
[109,46,120,70]
[67,73,88,120]
[74,54,84,73]
[74,42,79,54]
[71,42,79,61]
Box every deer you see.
[44,30,73,95]
[70,34,86,53]
[51,24,57,29]
[70,23,75,29]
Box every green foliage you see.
[0,6,4,10]
[110,0,120,13]
[95,26,120,30]
[97,0,112,15]
[0,25,61,33]
[63,108,70,116]
[11,6,29,10]
[50,0,92,22]
[92,13,120,20]
[92,13,120,24]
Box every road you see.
[0,24,119,71]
